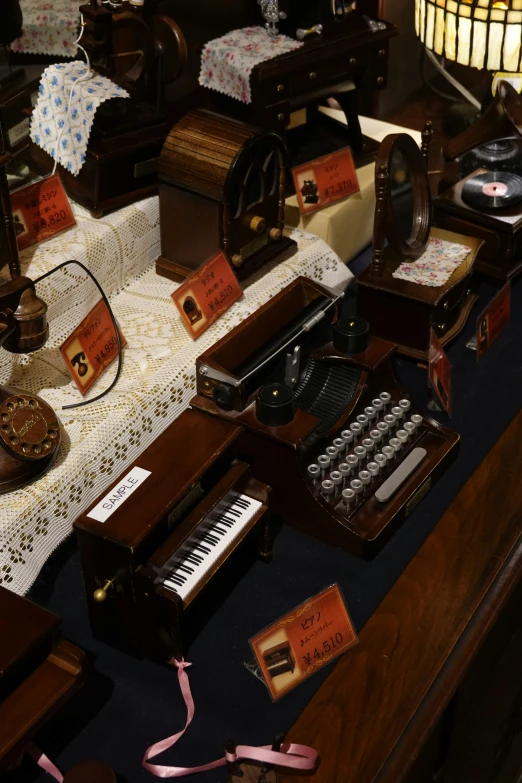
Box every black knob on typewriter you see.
[213,383,234,410]
[256,383,295,427]
[333,316,370,354]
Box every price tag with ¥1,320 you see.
[292,147,360,215]
[171,251,243,339]
[249,583,358,702]
[10,174,76,251]
[60,300,127,396]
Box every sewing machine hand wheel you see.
[111,10,154,87]
[150,15,187,86]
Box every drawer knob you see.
[277,112,285,122]
[277,83,285,92]
[309,71,317,80]
[379,48,386,57]
[376,76,385,85]
[350,57,357,65]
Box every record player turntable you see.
[434,80,522,283]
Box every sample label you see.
[87,466,151,522]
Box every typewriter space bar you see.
[374,447,428,503]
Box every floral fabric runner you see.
[199,26,302,104]
[30,62,129,176]
[392,237,471,287]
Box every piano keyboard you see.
[306,392,427,512]
[157,491,262,602]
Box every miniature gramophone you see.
[156,109,296,282]
[0,142,60,492]
[29,0,187,216]
[357,132,482,361]
[300,179,319,204]
[434,81,522,284]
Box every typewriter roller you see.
[192,277,459,558]
[74,410,272,661]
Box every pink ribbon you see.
[142,658,318,778]
[26,743,64,781]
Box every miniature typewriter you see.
[74,410,272,661]
[0,585,86,770]
[156,109,296,282]
[29,0,187,216]
[159,0,397,169]
[434,81,522,283]
[190,276,459,558]
[357,131,482,360]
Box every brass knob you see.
[249,216,266,234]
[379,48,386,56]
[277,83,285,92]
[269,228,282,241]
[93,579,113,602]
[309,72,317,80]
[277,113,285,122]
[349,57,357,65]
[376,76,384,85]
[231,254,243,268]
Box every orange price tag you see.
[60,299,126,396]
[292,147,360,215]
[476,281,511,361]
[429,329,452,416]
[250,584,358,702]
[11,174,76,251]
[171,251,243,339]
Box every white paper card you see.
[87,466,151,523]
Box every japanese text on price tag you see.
[250,584,358,701]
[292,147,360,215]
[171,251,243,339]
[60,300,126,395]
[11,174,76,251]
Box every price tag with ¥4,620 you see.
[10,174,76,251]
[60,300,127,395]
[292,147,360,215]
[249,584,358,701]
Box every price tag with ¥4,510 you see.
[60,300,127,396]
[10,174,76,250]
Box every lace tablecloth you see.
[11,0,79,58]
[0,195,352,595]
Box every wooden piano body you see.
[74,410,272,661]
[0,586,86,769]
[191,277,459,558]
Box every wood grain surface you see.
[281,406,522,783]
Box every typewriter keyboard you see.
[306,392,428,514]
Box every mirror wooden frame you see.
[371,133,432,276]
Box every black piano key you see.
[216,517,233,527]
[178,564,193,575]
[195,544,210,554]
[168,574,185,586]
[211,526,226,536]
[186,554,202,565]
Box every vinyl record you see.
[461,171,522,210]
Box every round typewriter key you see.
[342,488,355,508]
[370,429,382,444]
[364,406,377,421]
[318,454,331,474]
[358,470,371,486]
[411,414,423,428]
[362,437,374,454]
[346,454,359,471]
[326,445,339,462]
[377,421,389,436]
[330,470,343,487]
[356,413,369,430]
[354,445,367,462]
[374,452,387,469]
[333,437,346,453]
[391,406,403,421]
[396,429,408,444]
[372,398,384,412]
[341,429,354,445]
[308,464,321,483]
[404,421,416,437]
[338,462,351,481]
[389,437,402,453]
[382,445,395,462]
[350,478,363,495]
[384,413,396,429]
[380,392,392,408]
[367,461,380,480]
[321,479,335,496]
[350,422,362,438]
[399,399,411,413]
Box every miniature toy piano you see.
[0,585,87,770]
[263,643,295,678]
[74,410,272,661]
[190,276,458,558]
[161,0,397,169]
[29,0,187,216]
